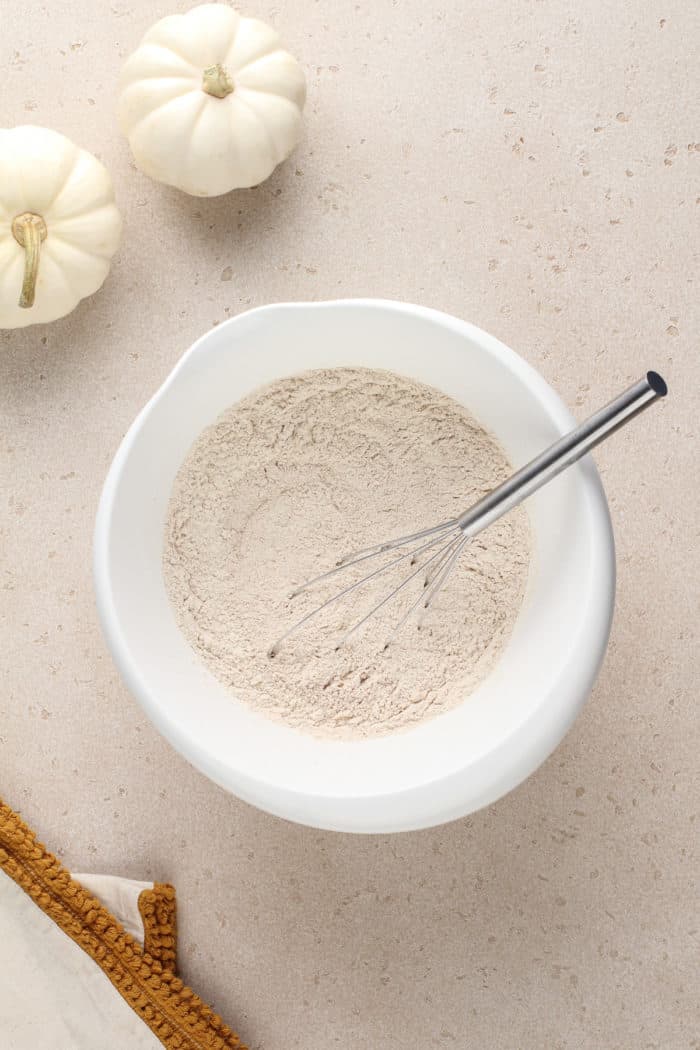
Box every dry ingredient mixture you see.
[164,368,530,738]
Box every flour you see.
[164,368,530,738]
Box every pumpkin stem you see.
[202,63,234,98]
[11,212,48,309]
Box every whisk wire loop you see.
[268,525,460,657]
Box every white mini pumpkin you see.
[118,3,307,197]
[0,126,122,329]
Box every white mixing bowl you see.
[94,300,615,832]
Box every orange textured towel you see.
[0,798,246,1049]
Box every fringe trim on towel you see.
[0,799,246,1050]
[139,882,178,970]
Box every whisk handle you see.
[457,371,667,537]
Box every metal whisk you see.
[269,371,667,656]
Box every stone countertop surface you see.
[1,1,698,1047]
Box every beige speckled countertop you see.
[1,2,698,1047]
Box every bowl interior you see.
[95,301,613,831]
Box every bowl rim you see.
[94,298,616,832]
